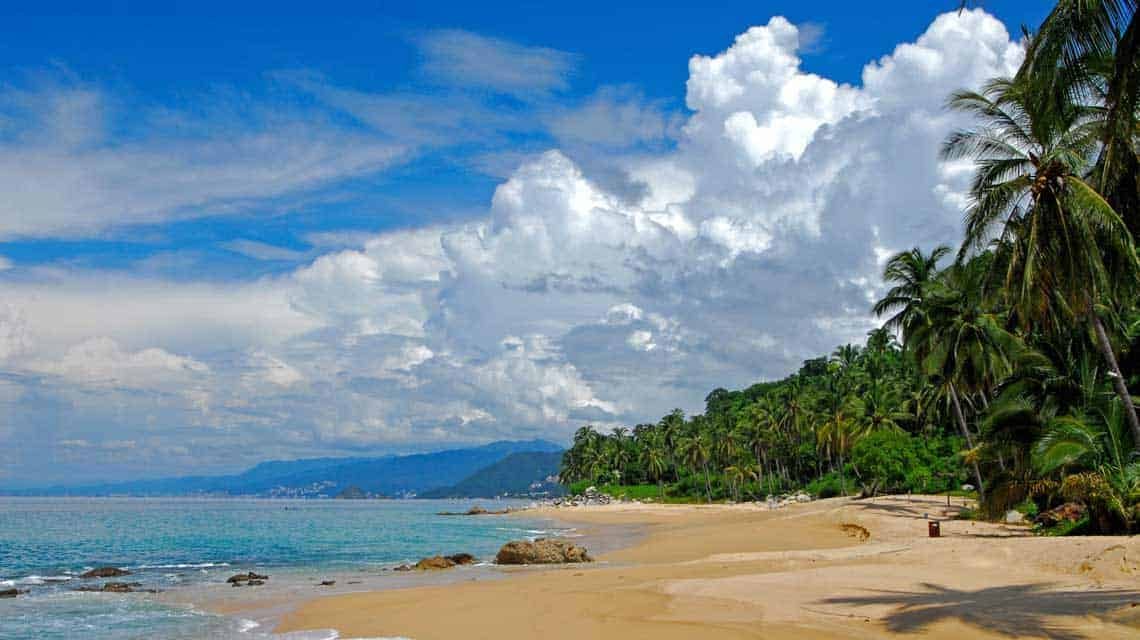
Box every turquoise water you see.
[0,498,555,639]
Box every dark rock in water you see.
[246,580,265,586]
[393,564,412,572]
[436,505,512,516]
[80,567,131,579]
[76,582,152,593]
[226,572,269,585]
[495,539,592,565]
[0,588,18,598]
[101,582,134,593]
[319,580,336,586]
[446,553,476,565]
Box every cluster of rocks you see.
[0,588,24,598]
[393,553,477,572]
[765,493,813,509]
[76,581,158,594]
[227,572,269,587]
[437,505,513,516]
[495,538,592,565]
[547,486,613,507]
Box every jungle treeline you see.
[561,1,1140,533]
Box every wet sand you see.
[276,495,1140,639]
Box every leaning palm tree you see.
[1020,0,1140,237]
[944,73,1140,448]
[873,245,952,338]
[641,433,670,500]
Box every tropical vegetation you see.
[561,0,1140,533]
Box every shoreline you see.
[166,505,647,636]
[276,495,1140,639]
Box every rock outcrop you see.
[495,539,592,565]
[75,581,156,593]
[446,553,476,565]
[0,588,18,598]
[80,567,131,579]
[227,572,269,586]
[1035,502,1087,527]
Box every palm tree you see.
[679,431,713,502]
[944,73,1140,448]
[641,433,670,500]
[873,245,952,337]
[1020,1,1140,237]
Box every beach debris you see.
[1004,510,1026,524]
[0,588,19,598]
[495,538,592,565]
[319,580,336,586]
[227,572,269,586]
[1034,502,1087,527]
[80,567,131,579]
[840,523,871,542]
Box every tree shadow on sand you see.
[818,582,1140,639]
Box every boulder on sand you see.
[0,588,18,598]
[1035,502,1087,527]
[495,539,592,565]
[80,567,131,579]
[413,556,455,571]
[445,553,476,565]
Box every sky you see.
[0,1,1049,485]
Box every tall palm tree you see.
[641,433,670,500]
[873,245,952,337]
[679,431,713,502]
[944,73,1140,448]
[1020,1,1140,237]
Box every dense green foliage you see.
[562,1,1140,533]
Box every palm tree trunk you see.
[702,462,712,503]
[949,382,986,502]
[1092,314,1140,449]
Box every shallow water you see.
[0,497,558,639]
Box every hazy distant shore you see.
[277,496,1140,640]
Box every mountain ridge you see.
[2,440,563,497]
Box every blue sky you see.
[0,1,1044,484]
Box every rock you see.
[1035,502,1087,527]
[393,564,412,572]
[226,572,268,585]
[495,538,593,565]
[319,580,336,586]
[467,505,488,515]
[80,567,131,579]
[0,588,18,598]
[961,484,975,492]
[795,493,811,503]
[101,582,134,593]
[1004,510,1026,524]
[445,553,476,565]
[413,556,455,571]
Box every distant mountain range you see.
[3,440,565,498]
[420,451,566,498]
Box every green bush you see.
[806,472,845,498]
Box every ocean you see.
[0,497,562,639]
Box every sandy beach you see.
[275,496,1140,639]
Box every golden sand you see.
[277,496,1140,639]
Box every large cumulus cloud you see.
[0,9,1024,482]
